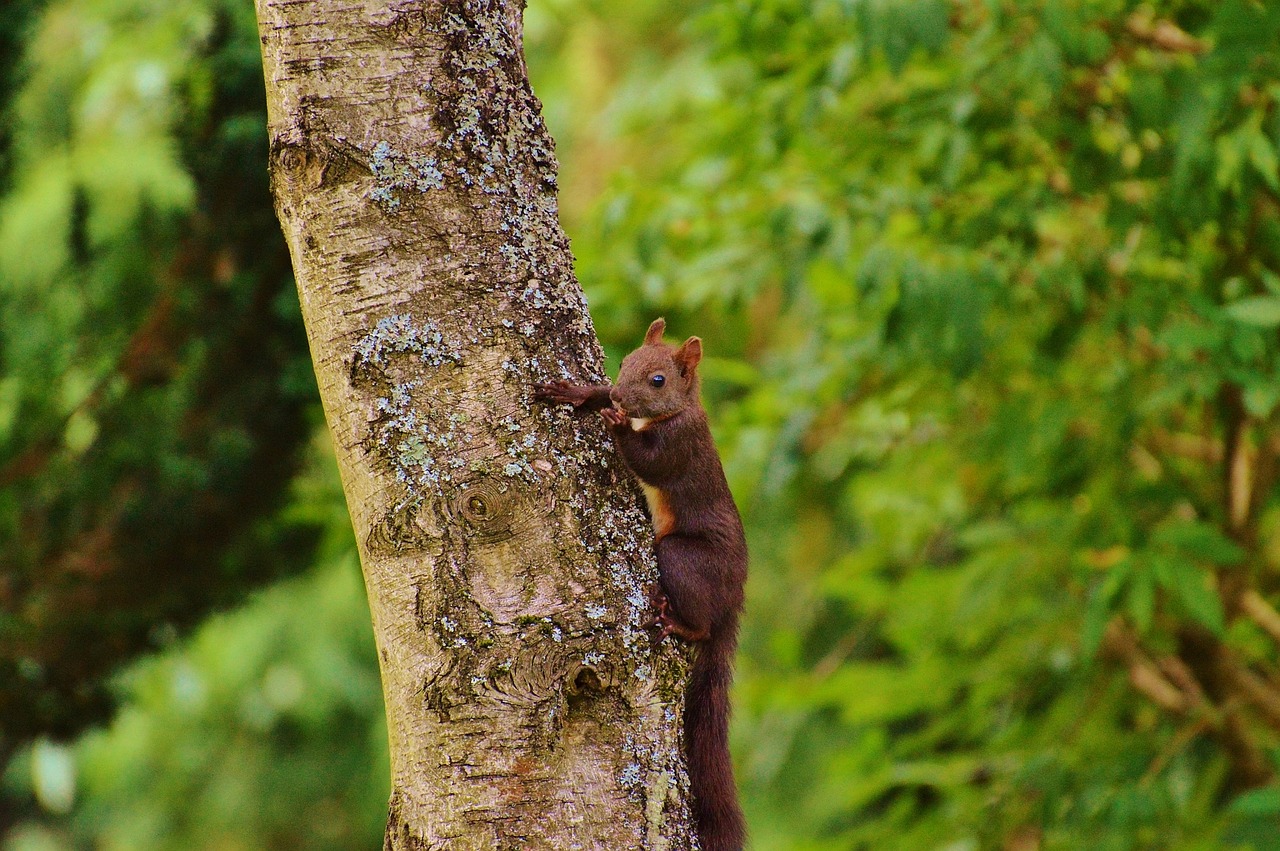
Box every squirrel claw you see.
[645,587,670,641]
[533,380,582,406]
[600,406,628,427]
[651,609,689,645]
[647,587,700,644]
[650,615,674,644]
[645,587,669,625]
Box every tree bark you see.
[253,1,697,847]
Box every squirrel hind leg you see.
[654,535,732,639]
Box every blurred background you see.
[3,0,1280,848]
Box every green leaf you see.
[0,151,74,289]
[1230,786,1280,817]
[1082,563,1131,656]
[1152,521,1245,566]
[1244,381,1280,417]
[1157,556,1226,634]
[32,738,77,815]
[1247,131,1280,191]
[1127,564,1155,634]
[1225,296,1280,327]
[1216,133,1246,189]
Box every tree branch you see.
[1241,590,1280,646]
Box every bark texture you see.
[254,1,697,847]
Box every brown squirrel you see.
[534,318,747,851]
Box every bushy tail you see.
[685,629,745,851]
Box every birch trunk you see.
[253,1,697,847]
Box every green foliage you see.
[7,0,1280,849]
[3,442,387,849]
[565,0,1280,847]
[0,0,317,743]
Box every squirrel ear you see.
[644,318,666,346]
[674,336,702,374]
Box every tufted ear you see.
[644,318,666,346]
[674,336,702,375]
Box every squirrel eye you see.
[650,374,666,388]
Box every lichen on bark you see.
[254,0,697,847]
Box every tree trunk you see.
[253,1,697,847]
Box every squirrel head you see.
[610,318,703,420]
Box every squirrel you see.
[534,318,747,851]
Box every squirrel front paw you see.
[599,406,628,427]
[532,380,590,407]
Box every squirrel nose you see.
[609,387,622,405]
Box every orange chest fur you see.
[640,482,676,541]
